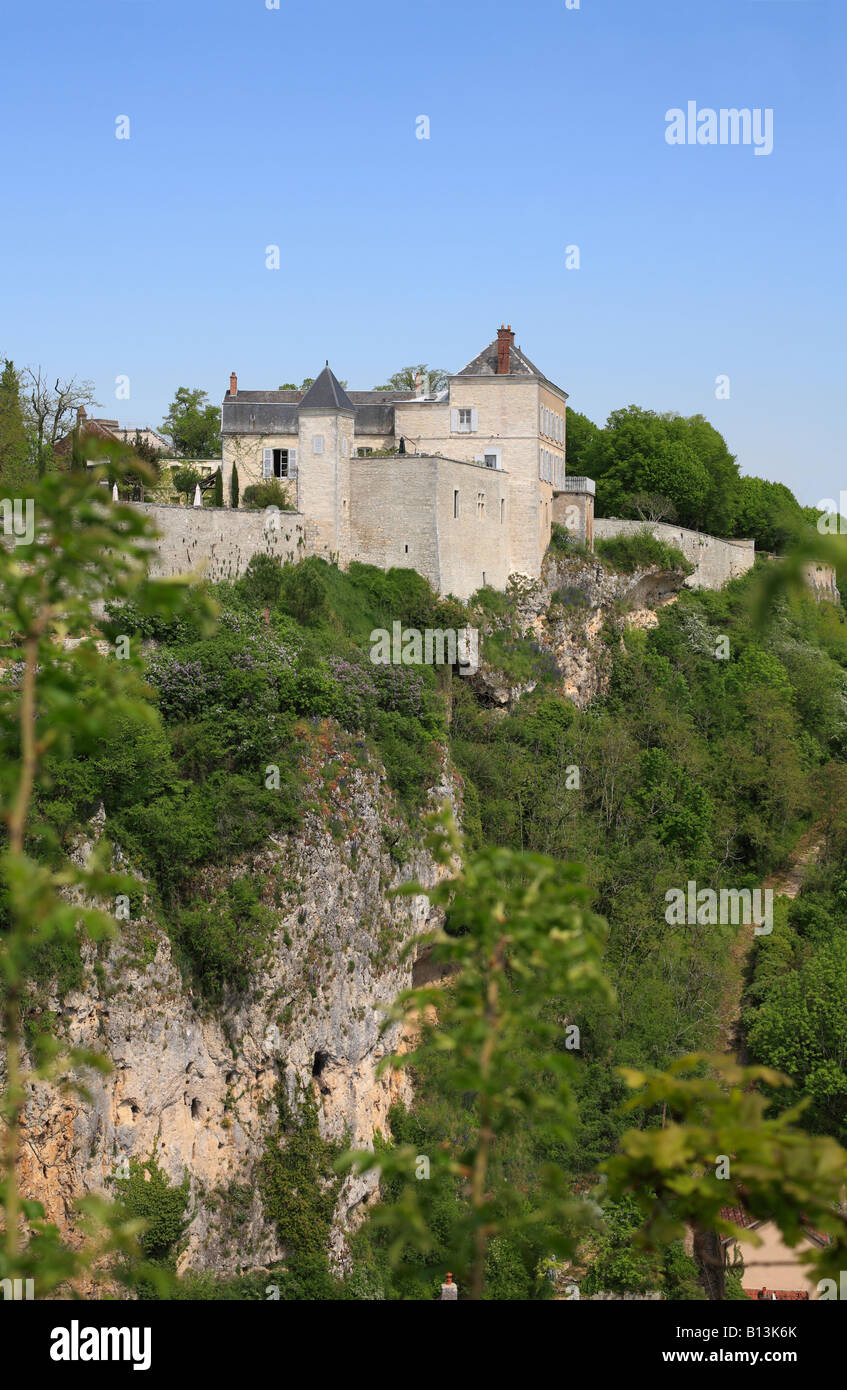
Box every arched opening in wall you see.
[191,1098,201,1120]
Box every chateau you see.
[220,326,595,599]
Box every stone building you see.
[220,325,595,599]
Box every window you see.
[313,434,324,454]
[500,498,505,524]
[477,491,485,520]
[452,407,478,433]
[453,489,459,518]
[272,449,289,478]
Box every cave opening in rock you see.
[312,1051,329,1080]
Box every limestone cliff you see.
[471,550,685,710]
[17,737,459,1279]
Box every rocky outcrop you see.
[17,735,459,1279]
[472,552,685,710]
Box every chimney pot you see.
[229,371,237,395]
[496,324,515,375]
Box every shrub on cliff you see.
[594,528,693,575]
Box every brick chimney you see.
[496,325,514,375]
[77,404,87,422]
[229,371,238,396]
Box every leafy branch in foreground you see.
[338,807,614,1299]
[0,460,213,1294]
[603,1054,847,1300]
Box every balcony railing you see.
[560,476,595,495]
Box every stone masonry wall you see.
[593,518,756,590]
[136,503,309,582]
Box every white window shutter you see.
[539,406,544,432]
[289,448,297,477]
[471,408,478,432]
[262,448,272,479]
[451,408,459,432]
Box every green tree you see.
[373,365,449,393]
[161,387,221,459]
[604,1055,847,1300]
[171,464,202,500]
[0,359,33,490]
[564,407,600,476]
[746,932,847,1140]
[586,406,741,534]
[340,810,614,1299]
[734,475,805,552]
[212,466,223,507]
[230,462,239,509]
[69,421,86,472]
[0,458,208,1295]
[130,429,164,465]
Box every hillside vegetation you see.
[10,530,847,1298]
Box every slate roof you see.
[455,336,567,398]
[221,380,416,437]
[298,364,355,412]
[222,400,300,434]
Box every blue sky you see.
[1,0,844,505]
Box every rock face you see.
[18,741,459,1278]
[472,552,684,710]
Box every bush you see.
[172,465,201,499]
[173,876,275,1000]
[242,480,292,510]
[117,771,298,899]
[595,528,693,575]
[260,1086,341,1258]
[240,553,285,605]
[113,1156,190,1262]
[277,559,328,626]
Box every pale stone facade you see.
[219,327,588,598]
